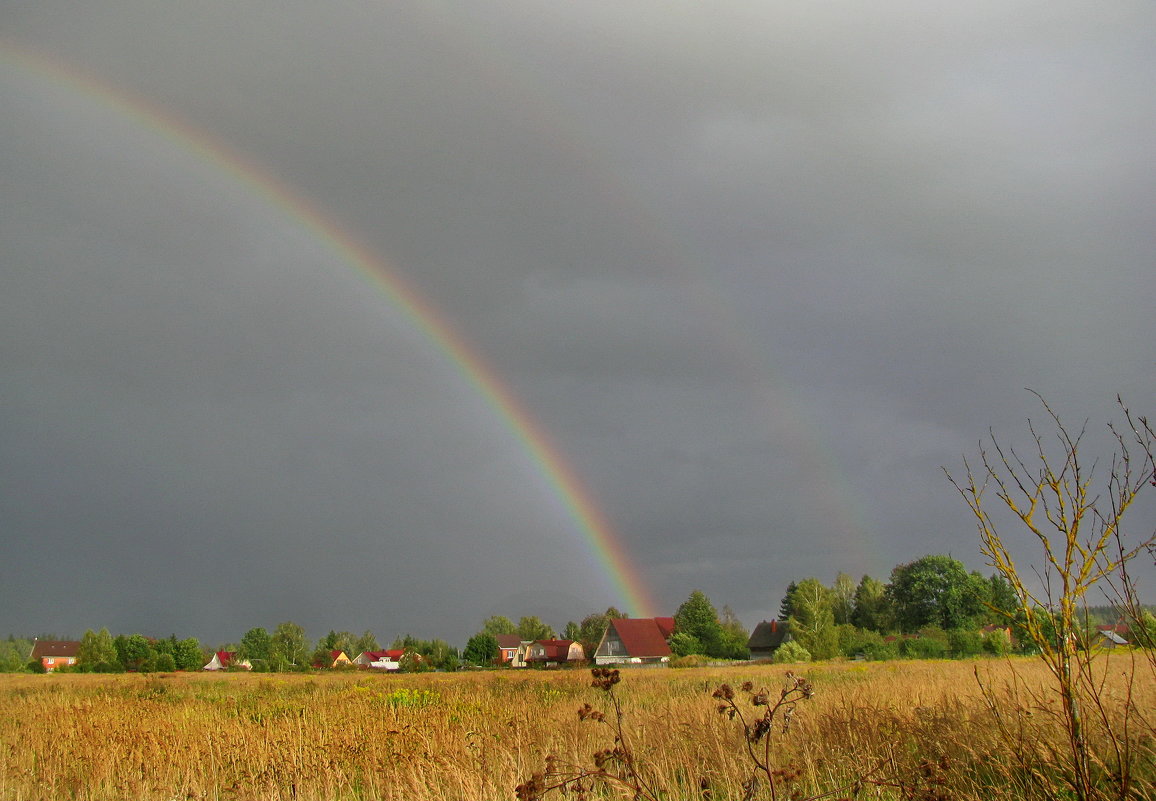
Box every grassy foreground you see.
[0,657,1152,800]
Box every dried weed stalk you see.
[518,668,876,801]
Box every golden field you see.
[1,657,1152,801]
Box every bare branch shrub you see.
[945,392,1156,801]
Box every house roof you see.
[495,634,524,650]
[747,620,789,650]
[1097,623,1131,636]
[608,618,672,658]
[30,640,81,660]
[528,639,584,661]
[1099,630,1129,645]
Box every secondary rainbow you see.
[2,40,658,619]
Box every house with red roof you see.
[352,649,407,670]
[314,650,352,669]
[593,618,675,665]
[30,640,81,672]
[526,639,585,666]
[203,651,252,671]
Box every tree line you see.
[5,552,1150,673]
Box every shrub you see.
[900,636,947,660]
[861,641,899,661]
[773,641,812,664]
[947,629,984,658]
[982,628,1011,656]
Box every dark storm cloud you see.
[2,1,1154,645]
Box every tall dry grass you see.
[0,657,1152,800]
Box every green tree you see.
[353,630,380,657]
[516,616,555,641]
[831,572,856,625]
[462,633,498,667]
[851,575,892,632]
[562,621,582,642]
[154,652,177,672]
[886,555,984,633]
[173,637,203,671]
[122,634,155,671]
[674,590,725,657]
[777,581,798,621]
[481,616,516,636]
[0,637,34,672]
[717,606,750,660]
[574,607,627,661]
[77,628,118,668]
[237,627,272,663]
[786,578,839,660]
[312,630,341,667]
[983,573,1020,623]
[270,622,308,671]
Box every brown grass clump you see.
[0,657,1152,800]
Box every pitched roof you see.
[747,620,790,650]
[30,640,81,660]
[495,634,524,650]
[529,639,579,661]
[1097,623,1131,636]
[609,618,672,658]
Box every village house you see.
[594,618,675,665]
[1095,623,1130,649]
[30,640,81,672]
[526,639,584,667]
[315,650,352,669]
[203,651,252,671]
[351,649,405,670]
[495,634,530,667]
[746,620,791,660]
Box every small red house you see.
[30,640,81,672]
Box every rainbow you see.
[1,40,659,619]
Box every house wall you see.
[41,656,76,672]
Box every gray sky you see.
[2,2,1154,647]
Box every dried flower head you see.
[590,668,621,691]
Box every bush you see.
[154,653,177,672]
[667,632,704,657]
[838,626,886,658]
[947,629,984,658]
[861,641,899,661]
[772,640,811,664]
[982,628,1011,656]
[900,636,947,659]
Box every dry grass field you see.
[1,657,1152,800]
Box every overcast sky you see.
[2,2,1154,647]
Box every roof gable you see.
[609,618,672,658]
